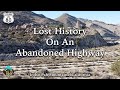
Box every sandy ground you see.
[0,45,120,79]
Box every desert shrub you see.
[111,61,120,76]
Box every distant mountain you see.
[92,20,120,37]
[55,13,85,28]
[78,18,120,38]
[56,13,120,39]
[90,23,118,38]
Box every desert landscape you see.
[0,11,120,79]
[0,45,120,79]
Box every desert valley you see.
[0,11,120,79]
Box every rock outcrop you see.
[0,11,107,54]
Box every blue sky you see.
[33,11,120,24]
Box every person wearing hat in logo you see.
[3,66,14,77]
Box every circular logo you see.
[3,66,14,77]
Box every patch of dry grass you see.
[111,60,120,76]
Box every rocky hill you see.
[0,11,62,28]
[90,23,118,38]
[78,18,120,39]
[0,11,107,54]
[55,13,86,28]
[56,13,120,41]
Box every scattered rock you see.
[9,76,22,79]
[101,75,118,79]
[38,68,49,74]
[83,68,93,72]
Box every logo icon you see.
[3,66,14,77]
[3,12,14,24]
